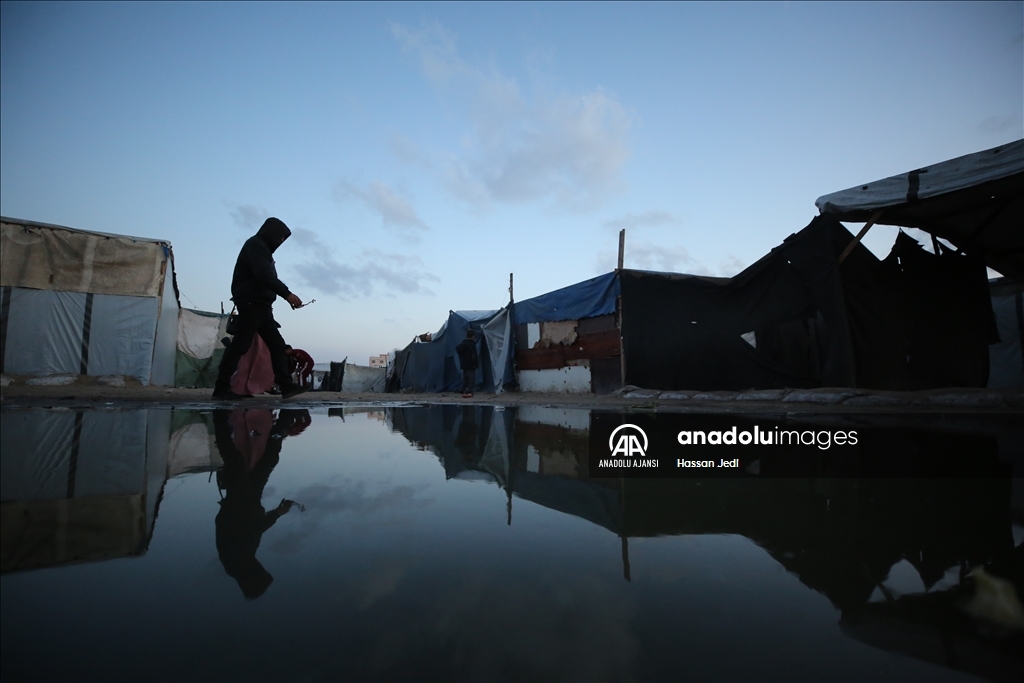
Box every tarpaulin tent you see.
[815,139,1024,281]
[388,308,514,393]
[175,308,230,388]
[0,217,179,385]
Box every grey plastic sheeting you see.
[1,286,161,385]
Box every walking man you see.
[213,217,308,400]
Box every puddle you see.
[1,406,1021,681]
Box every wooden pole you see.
[617,229,625,271]
[509,273,514,304]
[838,209,884,264]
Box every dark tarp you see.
[621,215,995,391]
[389,310,514,393]
[514,272,620,324]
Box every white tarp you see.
[816,140,1024,215]
[177,308,228,359]
[1,287,160,384]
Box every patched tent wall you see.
[513,272,623,394]
[0,217,179,385]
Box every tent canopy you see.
[514,272,619,324]
[815,140,1024,280]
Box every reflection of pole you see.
[621,536,631,582]
[620,474,630,581]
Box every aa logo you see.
[609,424,648,457]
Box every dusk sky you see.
[2,1,1021,365]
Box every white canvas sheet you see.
[177,308,229,359]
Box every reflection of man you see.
[213,408,309,599]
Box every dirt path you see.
[2,375,1021,413]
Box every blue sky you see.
[2,1,1021,364]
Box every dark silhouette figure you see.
[213,408,310,599]
[213,217,307,400]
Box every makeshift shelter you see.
[0,217,179,385]
[388,308,514,393]
[815,139,1024,281]
[175,308,231,388]
[513,272,625,394]
[514,215,995,392]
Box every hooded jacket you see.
[231,217,293,307]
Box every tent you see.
[514,215,995,392]
[815,139,1023,281]
[0,217,179,386]
[175,308,231,388]
[388,308,514,393]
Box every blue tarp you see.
[395,309,515,393]
[514,272,620,324]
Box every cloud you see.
[392,22,631,211]
[288,227,439,299]
[226,202,269,231]
[603,211,681,232]
[335,180,429,243]
[594,240,718,275]
[978,115,1020,134]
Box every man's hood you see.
[256,217,291,253]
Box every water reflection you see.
[0,405,1021,682]
[213,409,310,599]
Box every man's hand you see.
[286,293,303,309]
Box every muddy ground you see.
[2,374,1021,414]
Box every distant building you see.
[369,354,388,368]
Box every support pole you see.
[509,273,514,304]
[838,210,883,264]
[617,229,625,271]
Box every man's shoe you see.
[281,384,308,400]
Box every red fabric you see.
[228,409,273,471]
[289,348,315,386]
[232,334,275,395]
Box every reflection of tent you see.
[514,215,995,392]
[175,308,230,388]
[0,217,179,385]
[815,139,1023,281]
[388,309,514,393]
[168,411,223,477]
[0,409,170,573]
